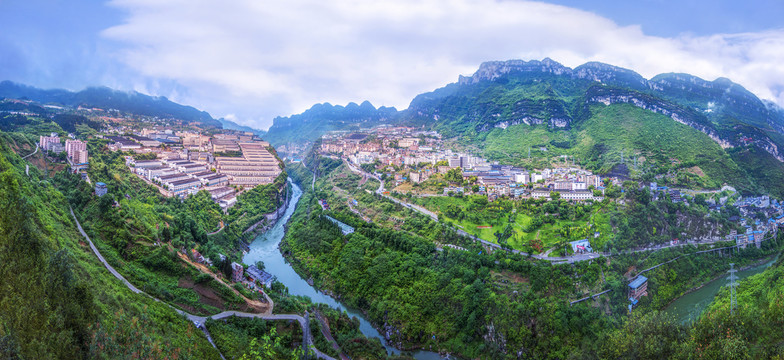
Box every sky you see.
[1,0,784,130]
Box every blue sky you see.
[1,0,783,130]
[547,0,784,37]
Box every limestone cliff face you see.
[452,59,784,162]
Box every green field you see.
[413,194,618,254]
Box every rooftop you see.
[170,178,202,186]
[629,275,648,289]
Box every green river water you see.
[663,256,777,324]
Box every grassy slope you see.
[729,146,784,197]
[574,104,748,184]
[416,195,617,252]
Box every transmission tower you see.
[727,263,738,315]
[528,147,531,159]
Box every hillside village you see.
[19,100,283,211]
[319,126,784,251]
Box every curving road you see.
[69,206,336,360]
[21,143,39,159]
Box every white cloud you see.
[101,0,784,129]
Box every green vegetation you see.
[265,101,397,146]
[413,182,738,253]
[414,194,607,252]
[575,104,747,186]
[54,139,287,315]
[206,317,304,360]
[689,256,784,358]
[0,131,220,359]
[279,155,784,358]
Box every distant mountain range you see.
[0,80,224,128]
[3,59,784,195]
[264,58,784,196]
[265,100,397,145]
[217,117,266,137]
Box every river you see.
[663,256,778,324]
[243,181,448,359]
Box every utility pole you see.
[621,149,624,164]
[727,263,738,315]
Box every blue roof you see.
[96,182,106,186]
[629,275,648,289]
[628,297,639,305]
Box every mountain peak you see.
[573,62,647,89]
[458,58,571,85]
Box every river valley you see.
[243,181,448,359]
[663,255,778,324]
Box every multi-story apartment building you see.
[65,139,87,163]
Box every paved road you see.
[70,206,335,360]
[71,207,145,295]
[21,143,38,159]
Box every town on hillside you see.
[28,103,282,211]
[318,126,784,252]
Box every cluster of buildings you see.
[39,133,89,171]
[415,165,607,202]
[127,156,236,209]
[102,128,282,210]
[320,126,446,168]
[726,195,784,249]
[321,127,610,201]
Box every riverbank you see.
[239,183,291,248]
[278,237,460,358]
[662,252,779,311]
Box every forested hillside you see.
[266,101,398,146]
[0,132,220,359]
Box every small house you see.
[569,239,592,253]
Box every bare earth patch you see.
[685,166,705,177]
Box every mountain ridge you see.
[0,80,222,128]
[263,58,784,196]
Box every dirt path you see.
[314,311,350,360]
[176,252,272,315]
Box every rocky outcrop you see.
[458,58,571,85]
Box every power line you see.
[727,263,738,315]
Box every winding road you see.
[21,143,38,159]
[69,206,336,360]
